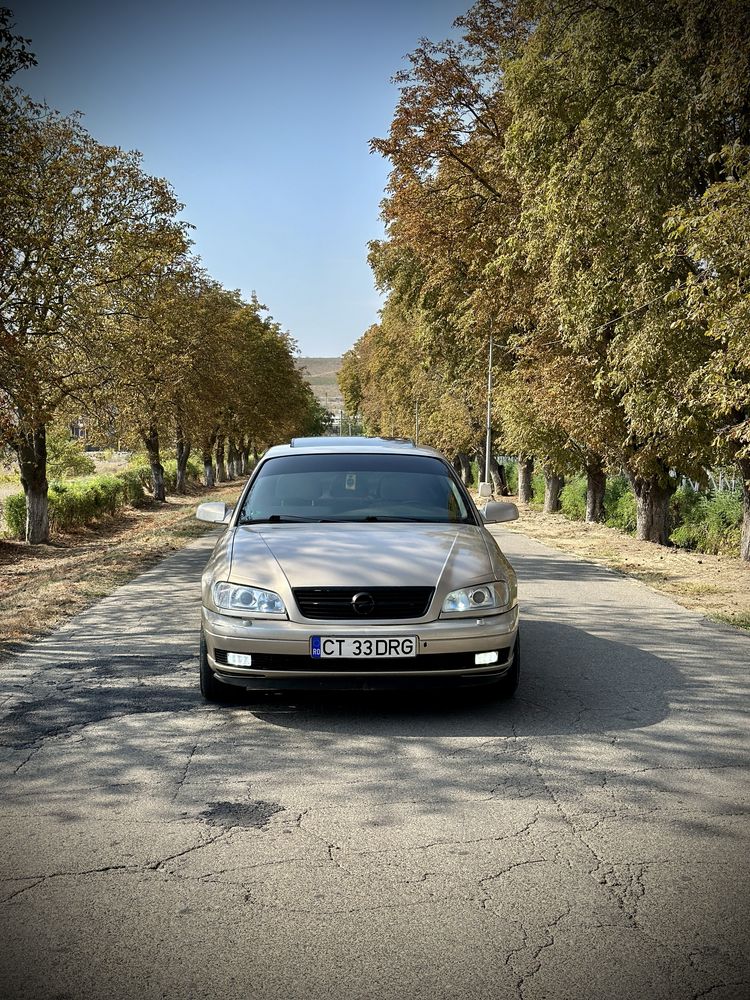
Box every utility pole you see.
[484,327,493,487]
[415,400,419,444]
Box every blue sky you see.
[13,0,466,357]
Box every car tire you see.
[492,631,520,699]
[199,631,235,702]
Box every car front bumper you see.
[201,604,519,690]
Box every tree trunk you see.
[630,473,674,545]
[201,433,216,487]
[738,456,750,562]
[543,469,564,513]
[240,444,250,476]
[489,457,510,497]
[143,424,166,502]
[454,452,473,486]
[585,455,607,523]
[215,435,227,483]
[226,438,238,479]
[518,455,534,504]
[14,423,50,544]
[175,424,191,495]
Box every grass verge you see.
[0,481,244,654]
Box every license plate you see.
[310,636,418,659]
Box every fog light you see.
[475,650,499,665]
[226,652,253,667]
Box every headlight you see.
[441,582,509,614]
[212,582,286,616]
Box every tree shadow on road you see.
[232,618,679,739]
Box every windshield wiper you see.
[240,514,323,524]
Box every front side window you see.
[238,453,473,524]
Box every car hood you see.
[227,522,495,593]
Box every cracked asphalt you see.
[1,527,748,1000]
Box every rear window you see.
[238,453,472,524]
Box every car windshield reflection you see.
[238,453,473,525]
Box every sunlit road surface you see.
[1,528,748,1000]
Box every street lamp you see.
[481,327,493,495]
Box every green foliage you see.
[670,486,742,555]
[543,473,741,555]
[560,477,587,521]
[127,453,201,493]
[504,460,518,496]
[531,473,545,508]
[2,470,146,538]
[3,492,26,537]
[46,428,96,479]
[116,470,147,505]
[604,477,637,534]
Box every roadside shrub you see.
[164,457,201,491]
[46,427,97,479]
[2,493,26,538]
[604,476,637,533]
[46,476,123,531]
[671,482,703,527]
[1,470,146,538]
[126,453,152,488]
[530,472,545,508]
[503,460,518,496]
[670,488,742,555]
[127,453,201,493]
[117,469,146,504]
[560,476,587,521]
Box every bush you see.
[127,453,201,492]
[604,480,637,533]
[3,493,26,538]
[560,476,587,521]
[46,428,97,479]
[670,487,742,555]
[126,453,153,488]
[1,470,146,538]
[671,482,704,524]
[503,460,518,496]
[117,469,146,505]
[527,472,545,508]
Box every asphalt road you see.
[1,527,748,1000]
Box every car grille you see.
[214,649,511,673]
[293,586,434,621]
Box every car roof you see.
[263,436,448,460]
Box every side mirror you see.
[196,501,228,524]
[478,482,493,498]
[482,501,519,524]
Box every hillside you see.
[297,356,344,414]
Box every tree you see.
[665,147,750,559]
[0,7,35,83]
[503,0,748,543]
[0,94,188,540]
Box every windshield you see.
[238,453,473,524]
